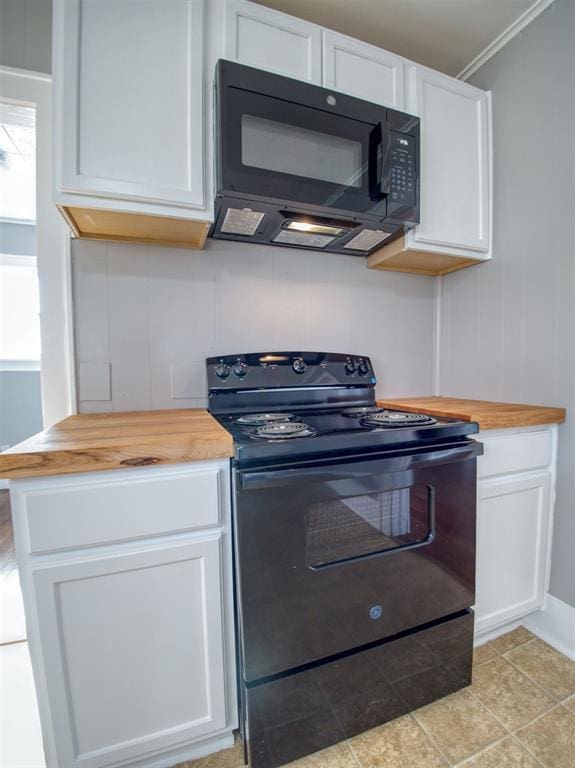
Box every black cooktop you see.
[207,351,479,465]
[214,406,478,464]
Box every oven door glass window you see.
[306,485,432,568]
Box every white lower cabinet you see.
[10,461,236,768]
[474,428,556,638]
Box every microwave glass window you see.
[241,114,363,188]
[305,485,432,567]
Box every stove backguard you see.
[207,351,376,415]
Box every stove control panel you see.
[207,351,377,390]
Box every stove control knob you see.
[292,357,307,374]
[215,362,231,380]
[357,359,369,376]
[233,360,248,378]
[345,358,356,375]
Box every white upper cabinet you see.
[405,65,491,258]
[52,0,492,265]
[53,0,212,247]
[323,30,404,108]
[224,0,322,83]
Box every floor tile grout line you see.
[450,734,541,768]
[501,646,571,703]
[512,701,568,735]
[341,738,362,768]
[406,711,452,766]
[485,630,537,656]
[507,732,548,768]
[465,685,548,768]
[411,698,487,767]
[469,667,558,736]
[468,654,559,732]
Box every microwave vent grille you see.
[221,207,265,236]
[273,230,335,248]
[344,229,392,251]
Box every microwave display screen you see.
[241,114,363,188]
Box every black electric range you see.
[207,351,482,768]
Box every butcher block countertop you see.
[377,396,566,431]
[0,409,233,479]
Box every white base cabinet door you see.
[405,65,491,261]
[474,427,556,637]
[54,0,209,218]
[475,473,551,634]
[322,30,404,108]
[29,535,228,768]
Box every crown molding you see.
[457,0,555,81]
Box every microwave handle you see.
[368,121,391,201]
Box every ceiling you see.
[252,0,536,77]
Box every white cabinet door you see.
[323,30,404,108]
[405,65,491,257]
[30,535,228,768]
[224,0,322,83]
[475,472,551,635]
[55,0,207,211]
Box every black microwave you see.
[211,60,420,256]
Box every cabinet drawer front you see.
[478,430,552,479]
[25,468,221,553]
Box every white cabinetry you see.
[53,0,212,248]
[474,428,556,639]
[405,66,491,259]
[52,0,493,270]
[322,30,404,108]
[10,461,236,768]
[224,0,322,82]
[368,64,492,276]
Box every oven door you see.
[234,440,481,683]
[216,61,419,220]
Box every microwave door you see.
[221,87,388,218]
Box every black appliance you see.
[207,352,482,768]
[211,61,420,256]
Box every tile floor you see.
[181,627,575,768]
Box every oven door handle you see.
[238,441,483,490]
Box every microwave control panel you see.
[389,132,416,207]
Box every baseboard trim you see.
[474,618,523,647]
[108,731,235,768]
[523,593,575,660]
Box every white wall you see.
[72,238,437,412]
[0,0,52,74]
[439,0,575,608]
[0,371,43,449]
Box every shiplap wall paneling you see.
[72,239,436,413]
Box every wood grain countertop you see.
[0,409,234,479]
[377,396,566,431]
